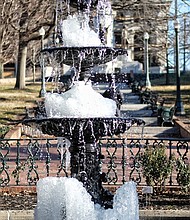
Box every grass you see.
[0,81,43,137]
[0,83,41,124]
[150,73,190,117]
[0,73,190,137]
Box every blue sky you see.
[168,0,190,71]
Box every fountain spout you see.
[70,0,99,11]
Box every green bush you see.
[176,157,190,192]
[140,143,175,193]
[0,126,9,138]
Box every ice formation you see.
[34,177,96,220]
[34,177,139,220]
[61,14,102,47]
[45,81,117,118]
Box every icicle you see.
[65,138,71,172]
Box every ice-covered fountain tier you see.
[42,46,127,80]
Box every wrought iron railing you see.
[0,137,189,187]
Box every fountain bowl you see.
[42,46,127,71]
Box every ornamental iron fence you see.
[0,137,189,188]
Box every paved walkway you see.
[93,83,179,138]
[0,209,190,220]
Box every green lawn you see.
[150,73,190,117]
[0,82,43,137]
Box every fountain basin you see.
[23,117,144,143]
[42,47,127,71]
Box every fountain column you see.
[66,119,113,208]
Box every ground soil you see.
[139,191,190,210]
[0,190,190,211]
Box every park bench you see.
[147,96,165,116]
[137,88,166,117]
[131,80,144,94]
[139,88,157,104]
[157,106,176,127]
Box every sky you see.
[168,0,190,71]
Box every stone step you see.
[129,126,179,138]
[121,107,152,117]
[121,103,148,110]
[93,84,181,138]
[123,95,140,104]
[136,117,157,126]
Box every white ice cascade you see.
[34,177,139,220]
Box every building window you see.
[114,32,122,45]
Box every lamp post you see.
[183,14,186,75]
[174,19,185,116]
[144,32,151,88]
[39,27,46,97]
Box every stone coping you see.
[0,210,34,220]
[140,210,190,217]
[174,117,190,138]
[0,210,189,220]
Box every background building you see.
[111,0,172,74]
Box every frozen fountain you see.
[24,0,144,219]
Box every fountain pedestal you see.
[69,142,112,207]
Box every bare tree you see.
[1,0,190,86]
[112,0,172,68]
[0,0,19,78]
[14,0,56,89]
[112,0,190,73]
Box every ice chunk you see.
[45,81,117,118]
[35,177,139,220]
[61,14,102,47]
[34,177,96,220]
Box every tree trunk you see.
[33,64,36,83]
[0,63,4,79]
[15,43,27,89]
